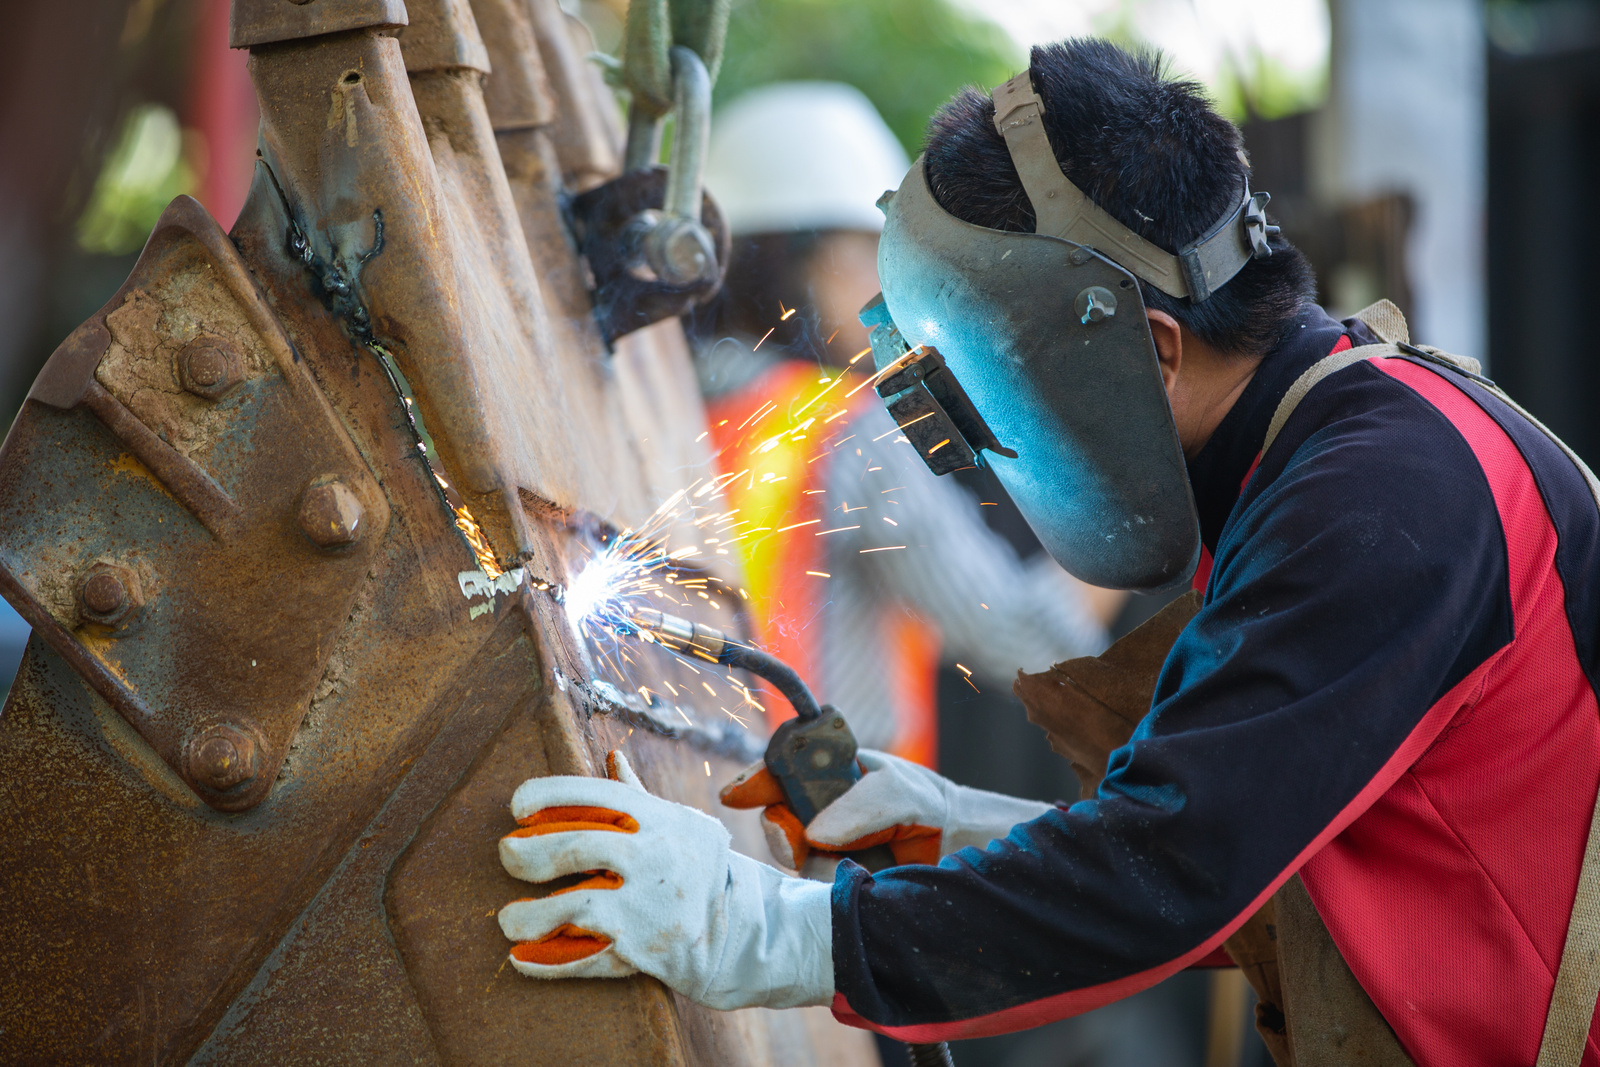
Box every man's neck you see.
[1171,342,1262,459]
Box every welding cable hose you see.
[718,642,823,721]
[497,751,834,1010]
[628,608,823,720]
[722,749,1056,872]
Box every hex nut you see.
[297,478,364,548]
[187,724,259,792]
[178,338,243,401]
[78,563,143,627]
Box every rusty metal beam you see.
[0,0,880,1063]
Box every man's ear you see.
[1146,309,1183,395]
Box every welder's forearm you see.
[826,803,1228,1039]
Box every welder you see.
[493,39,1600,1067]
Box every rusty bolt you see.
[298,479,364,548]
[187,724,258,792]
[78,563,143,627]
[177,338,243,401]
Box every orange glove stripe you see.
[507,806,640,837]
[510,923,611,966]
[762,803,810,867]
[719,765,787,809]
[813,822,941,852]
[810,823,943,865]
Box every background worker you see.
[496,39,1600,1067]
[692,81,1116,763]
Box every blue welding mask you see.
[861,72,1278,592]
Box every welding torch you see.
[626,607,879,827]
[625,608,956,1067]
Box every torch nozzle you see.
[626,608,729,663]
[623,607,823,722]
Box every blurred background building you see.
[1,0,1596,1063]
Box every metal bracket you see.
[570,47,728,344]
[1243,191,1281,260]
[874,345,1018,477]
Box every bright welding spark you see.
[563,537,657,632]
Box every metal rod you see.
[623,100,661,173]
[662,46,711,220]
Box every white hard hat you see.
[705,81,911,236]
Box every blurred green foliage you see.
[713,0,1023,154]
[77,104,198,256]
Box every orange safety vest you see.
[706,361,940,767]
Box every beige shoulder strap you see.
[1263,298,1600,1066]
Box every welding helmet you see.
[863,72,1278,591]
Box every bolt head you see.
[187,724,258,791]
[178,338,243,400]
[79,563,143,627]
[1074,286,1118,326]
[297,478,364,548]
[645,218,717,288]
[83,573,126,615]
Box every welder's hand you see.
[720,749,1054,870]
[497,752,834,1010]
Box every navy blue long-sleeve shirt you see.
[828,305,1600,1066]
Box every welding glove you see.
[721,749,1054,870]
[497,752,834,1011]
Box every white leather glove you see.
[721,748,1054,869]
[497,752,834,1010]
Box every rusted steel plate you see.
[470,0,557,131]
[188,607,540,1064]
[229,0,408,49]
[525,0,623,191]
[0,197,390,812]
[0,0,879,1061]
[0,179,519,1063]
[400,0,492,74]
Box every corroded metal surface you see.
[0,0,878,1064]
[0,198,392,813]
[229,0,408,49]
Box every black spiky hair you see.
[924,39,1315,358]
